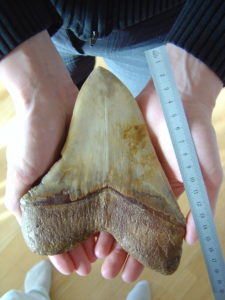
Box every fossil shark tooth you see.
[20,67,185,275]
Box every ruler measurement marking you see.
[145,46,225,299]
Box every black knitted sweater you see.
[0,0,224,84]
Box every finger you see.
[185,211,198,245]
[82,234,97,263]
[48,253,75,275]
[101,242,127,279]
[95,231,114,258]
[69,244,92,276]
[122,256,144,283]
[4,163,31,222]
[4,105,68,220]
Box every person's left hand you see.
[93,44,223,283]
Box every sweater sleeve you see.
[0,0,62,59]
[166,0,225,85]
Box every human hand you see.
[0,30,143,281]
[0,30,98,276]
[137,43,223,244]
[93,44,224,283]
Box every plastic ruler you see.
[145,45,225,299]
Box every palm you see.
[137,80,222,241]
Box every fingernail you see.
[122,273,131,283]
[76,270,87,276]
[101,270,112,280]
[95,247,105,258]
[76,266,91,276]
[185,232,198,245]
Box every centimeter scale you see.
[145,45,225,300]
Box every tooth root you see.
[21,67,185,275]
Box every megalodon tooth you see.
[21,67,186,275]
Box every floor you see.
[0,61,225,300]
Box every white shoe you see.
[126,281,151,300]
[24,260,52,296]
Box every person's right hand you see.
[0,30,98,276]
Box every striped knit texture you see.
[167,0,225,84]
[51,0,184,37]
[0,0,224,84]
[0,0,61,58]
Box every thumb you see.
[4,128,40,223]
[4,103,70,223]
[4,114,62,223]
[5,164,31,224]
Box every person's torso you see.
[50,0,186,41]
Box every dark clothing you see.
[52,27,167,96]
[0,0,225,84]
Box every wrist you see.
[0,30,78,112]
[166,43,223,112]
